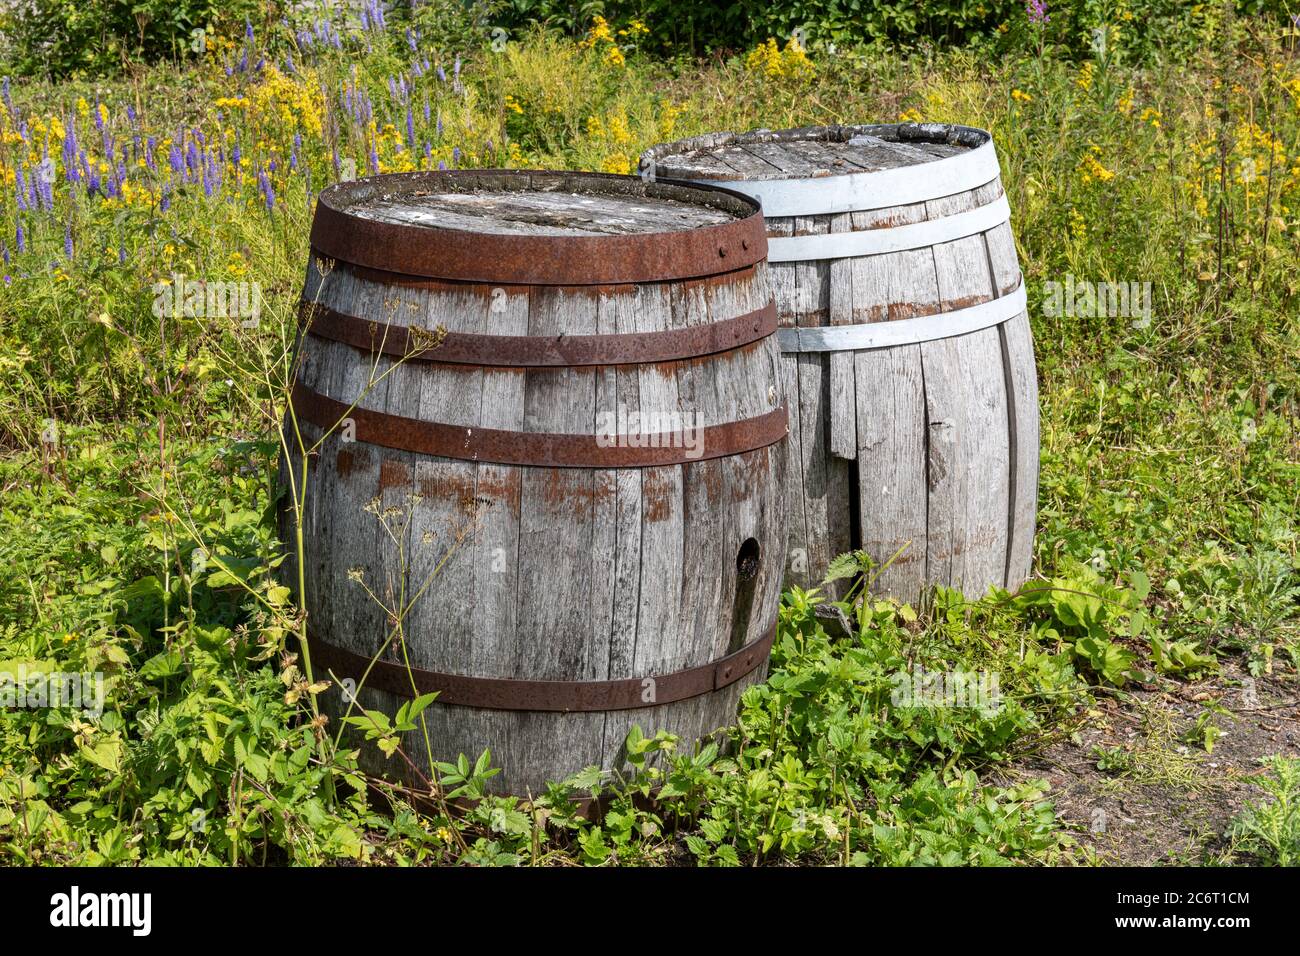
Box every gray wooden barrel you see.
[281,170,787,797]
[641,123,1039,602]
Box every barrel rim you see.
[638,123,1001,218]
[309,169,769,285]
[640,122,991,181]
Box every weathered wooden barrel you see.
[642,123,1039,601]
[281,170,787,797]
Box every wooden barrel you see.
[642,123,1039,602]
[281,170,788,797]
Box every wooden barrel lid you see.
[309,169,767,285]
[642,123,1000,217]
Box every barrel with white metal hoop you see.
[642,123,1039,602]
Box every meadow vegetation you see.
[0,2,1296,865]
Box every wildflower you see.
[581,16,615,49]
[64,225,73,259]
[1076,62,1094,92]
[1078,150,1115,183]
[15,221,24,253]
[601,153,631,175]
[745,36,813,79]
[1026,0,1049,24]
[1012,89,1033,104]
[1069,209,1087,240]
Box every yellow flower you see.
[1069,209,1087,240]
[745,36,813,80]
[504,94,524,115]
[1076,62,1095,92]
[601,152,631,175]
[1139,107,1162,129]
[1078,150,1115,184]
[1116,88,1134,115]
[581,15,615,50]
[899,108,924,123]
[1011,89,1033,104]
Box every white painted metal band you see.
[687,135,1002,218]
[766,193,1011,263]
[778,279,1028,353]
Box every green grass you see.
[0,13,1297,865]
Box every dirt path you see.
[1004,663,1300,864]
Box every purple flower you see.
[14,167,27,211]
[2,242,8,265]
[436,64,446,83]
[407,28,417,52]
[406,107,415,147]
[258,167,276,211]
[245,19,254,42]
[64,225,73,259]
[15,222,25,253]
[1026,0,1049,25]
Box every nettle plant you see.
[1013,560,1216,685]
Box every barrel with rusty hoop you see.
[642,124,1039,603]
[281,170,787,796]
